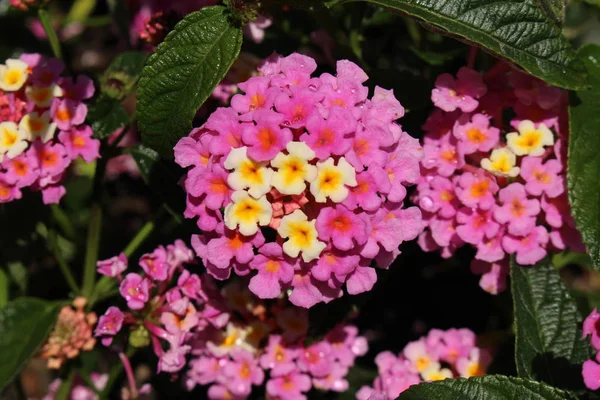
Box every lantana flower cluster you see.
[582,309,600,390]
[357,328,491,400]
[0,54,99,204]
[413,64,584,294]
[175,53,423,308]
[95,241,368,399]
[43,372,108,400]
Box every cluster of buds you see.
[41,297,97,369]
[175,52,423,308]
[357,328,492,399]
[413,64,584,294]
[95,241,368,399]
[0,54,99,204]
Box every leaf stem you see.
[49,227,80,294]
[38,8,63,60]
[101,347,137,398]
[123,207,166,258]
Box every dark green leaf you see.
[137,6,243,158]
[88,95,129,139]
[0,269,7,307]
[0,298,61,391]
[105,51,147,77]
[568,44,600,271]
[398,375,577,399]
[126,144,185,219]
[326,0,588,90]
[537,0,566,25]
[101,51,147,99]
[511,258,590,390]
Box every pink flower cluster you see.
[176,53,423,308]
[0,54,99,204]
[582,309,600,390]
[43,372,108,400]
[357,328,491,400]
[95,241,368,399]
[413,64,584,294]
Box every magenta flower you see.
[174,132,212,169]
[241,109,292,161]
[583,356,600,390]
[302,106,355,159]
[161,303,199,334]
[474,232,505,263]
[274,88,322,129]
[493,183,540,236]
[343,169,386,212]
[231,76,278,115]
[326,325,368,367]
[520,156,564,198]
[271,53,318,88]
[23,54,64,85]
[58,75,95,101]
[313,362,350,392]
[185,163,232,210]
[158,344,191,373]
[297,341,333,377]
[50,98,87,131]
[259,335,299,374]
[177,270,201,300]
[204,228,264,271]
[502,226,549,265]
[3,150,39,188]
[417,176,459,218]
[32,140,69,178]
[362,205,422,258]
[344,125,389,170]
[316,205,370,251]
[421,134,464,177]
[453,113,499,154]
[94,306,124,346]
[139,246,169,281]
[96,253,127,278]
[58,125,100,162]
[204,108,244,156]
[431,67,487,113]
[311,245,360,284]
[471,260,509,295]
[223,350,264,396]
[119,273,150,310]
[383,152,421,203]
[266,372,312,400]
[248,243,296,299]
[583,309,600,350]
[455,208,500,245]
[346,265,378,295]
[456,171,498,210]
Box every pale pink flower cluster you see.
[413,64,584,294]
[582,309,600,390]
[95,241,368,399]
[0,54,99,204]
[357,328,491,400]
[175,53,423,308]
[43,372,108,400]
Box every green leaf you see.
[0,269,7,308]
[398,375,577,399]
[101,51,147,99]
[538,0,566,26]
[137,6,243,158]
[126,144,185,219]
[87,95,129,139]
[105,51,147,78]
[0,298,61,391]
[511,258,590,390]
[326,0,588,90]
[568,44,600,271]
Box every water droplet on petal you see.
[308,84,317,92]
[420,196,435,211]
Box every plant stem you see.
[101,347,137,398]
[123,207,166,258]
[54,369,75,400]
[49,227,80,294]
[38,8,62,60]
[119,352,138,399]
[82,157,107,298]
[51,204,76,240]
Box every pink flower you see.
[58,75,94,101]
[474,231,505,263]
[493,183,540,236]
[51,98,87,131]
[302,106,355,159]
[382,153,421,203]
[297,341,333,377]
[185,164,232,210]
[266,372,312,400]
[326,325,368,367]
[96,253,127,278]
[259,335,299,374]
[343,169,386,212]
[346,265,378,295]
[231,76,278,115]
[161,302,199,334]
[204,108,244,156]
[431,67,487,112]
[345,125,389,170]
[417,176,459,218]
[583,354,600,390]
[33,140,69,178]
[242,109,292,161]
[119,273,150,310]
[174,133,211,169]
[520,156,564,198]
[223,350,264,396]
[3,150,39,188]
[502,226,549,265]
[316,206,371,251]
[456,171,498,210]
[187,356,227,386]
[271,53,318,88]
[58,125,100,162]
[243,15,272,43]
[421,134,464,177]
[204,229,264,271]
[313,362,350,392]
[177,270,201,300]
[158,344,191,373]
[453,113,499,154]
[362,205,423,258]
[583,309,600,350]
[456,208,500,245]
[94,306,124,346]
[471,260,509,295]
[139,246,169,281]
[249,243,296,299]
[311,245,359,284]
[23,54,64,86]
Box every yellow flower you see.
[506,120,554,157]
[19,111,56,142]
[480,147,520,177]
[278,210,326,262]
[0,122,28,160]
[421,363,453,381]
[224,146,273,198]
[0,59,29,91]
[271,141,317,195]
[224,191,272,236]
[25,84,63,108]
[310,157,356,203]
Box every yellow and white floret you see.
[224,146,273,198]
[277,209,326,262]
[480,147,520,177]
[25,84,63,108]
[0,59,29,92]
[271,141,317,195]
[310,156,357,203]
[506,120,554,157]
[0,122,28,160]
[421,363,453,381]
[224,190,272,236]
[19,111,57,143]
